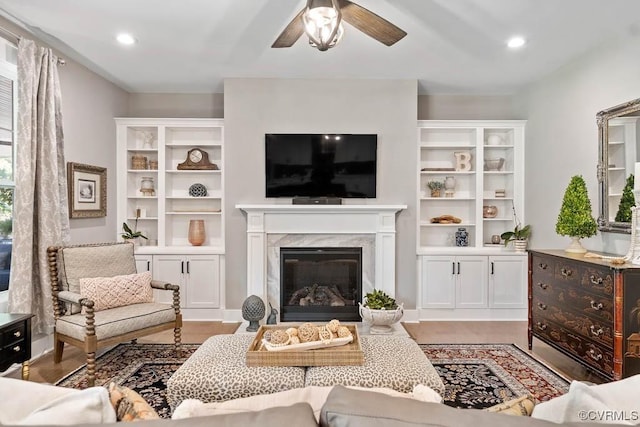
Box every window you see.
[0,38,17,294]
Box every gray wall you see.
[128,93,224,118]
[418,95,518,120]
[0,16,129,244]
[224,78,417,309]
[518,33,640,255]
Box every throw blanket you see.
[532,374,640,425]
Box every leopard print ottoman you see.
[166,334,306,408]
[304,336,445,396]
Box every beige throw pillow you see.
[80,271,153,311]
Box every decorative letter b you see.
[454,151,472,171]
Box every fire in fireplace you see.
[280,247,362,322]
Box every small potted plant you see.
[501,224,532,252]
[501,201,531,252]
[358,289,404,334]
[121,212,147,244]
[427,181,444,197]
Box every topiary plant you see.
[615,174,635,222]
[364,289,398,310]
[555,175,598,238]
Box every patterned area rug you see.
[56,342,569,417]
[421,344,570,409]
[56,344,199,419]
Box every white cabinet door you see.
[456,256,488,308]
[489,256,527,308]
[421,256,456,309]
[135,255,152,273]
[185,255,220,309]
[153,255,185,307]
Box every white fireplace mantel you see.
[236,204,407,301]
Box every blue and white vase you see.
[455,227,469,247]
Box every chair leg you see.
[86,352,96,387]
[174,326,182,357]
[53,336,64,363]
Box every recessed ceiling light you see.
[116,33,136,45]
[507,36,526,49]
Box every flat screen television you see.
[265,134,377,198]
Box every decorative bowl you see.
[483,205,498,218]
[358,302,404,334]
[484,158,505,171]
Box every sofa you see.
[1,376,638,427]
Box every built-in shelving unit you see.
[606,117,637,222]
[416,120,527,320]
[116,118,225,318]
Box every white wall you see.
[224,78,417,309]
[518,34,640,254]
[128,93,224,118]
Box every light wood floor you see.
[7,321,604,385]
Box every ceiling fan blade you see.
[337,0,407,46]
[272,9,306,48]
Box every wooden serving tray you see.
[246,324,364,367]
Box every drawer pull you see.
[13,331,21,338]
[535,322,547,331]
[590,325,604,337]
[590,300,604,311]
[590,275,604,285]
[538,283,549,290]
[561,268,572,278]
[537,302,547,310]
[539,263,548,270]
[12,345,21,352]
[588,349,603,361]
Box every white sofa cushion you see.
[0,377,116,425]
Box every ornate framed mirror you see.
[597,97,640,233]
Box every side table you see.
[0,313,33,380]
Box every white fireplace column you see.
[237,205,406,304]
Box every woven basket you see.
[131,155,148,170]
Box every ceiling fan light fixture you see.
[303,0,343,51]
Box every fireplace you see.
[280,247,362,322]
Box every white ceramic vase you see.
[513,239,528,253]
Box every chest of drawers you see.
[529,250,640,380]
[0,313,33,379]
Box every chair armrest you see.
[151,280,179,291]
[57,290,90,305]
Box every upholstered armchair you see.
[47,242,181,387]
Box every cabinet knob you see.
[538,283,548,290]
[535,322,547,331]
[12,345,21,352]
[588,348,603,361]
[589,275,604,285]
[537,302,547,310]
[13,331,21,338]
[590,325,604,337]
[560,268,572,278]
[538,263,548,270]
[590,300,604,311]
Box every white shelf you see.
[417,120,525,251]
[608,167,625,171]
[117,118,225,254]
[420,222,475,227]
[166,211,222,215]
[165,170,221,174]
[608,141,624,145]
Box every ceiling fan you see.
[272,0,407,51]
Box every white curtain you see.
[8,39,70,334]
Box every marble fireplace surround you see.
[237,204,406,311]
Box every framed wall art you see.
[67,162,107,218]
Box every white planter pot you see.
[358,303,404,334]
[513,239,528,252]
